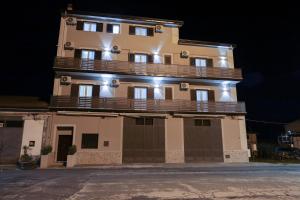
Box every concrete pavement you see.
[0,163,300,200]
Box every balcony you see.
[54,57,243,81]
[50,96,246,114]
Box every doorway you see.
[56,127,73,162]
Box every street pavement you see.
[0,163,300,200]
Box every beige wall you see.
[21,119,44,156]
[58,17,235,68]
[222,116,249,162]
[165,116,184,163]
[55,78,237,102]
[51,114,123,164]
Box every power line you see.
[246,119,288,125]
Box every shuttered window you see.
[107,24,120,34]
[190,57,213,67]
[129,26,154,36]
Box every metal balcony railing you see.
[50,96,246,114]
[54,57,243,80]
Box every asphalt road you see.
[0,163,300,200]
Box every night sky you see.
[2,1,300,141]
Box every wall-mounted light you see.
[103,48,112,60]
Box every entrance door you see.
[123,117,165,163]
[57,135,73,162]
[184,118,223,162]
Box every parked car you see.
[273,146,300,160]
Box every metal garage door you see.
[184,118,223,162]
[0,120,23,164]
[123,117,165,163]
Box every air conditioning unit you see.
[0,122,4,128]
[66,17,77,25]
[60,76,71,85]
[111,79,120,87]
[180,82,189,90]
[180,50,189,58]
[111,45,121,54]
[155,25,163,33]
[64,41,75,50]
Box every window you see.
[135,27,147,36]
[194,119,211,126]
[100,85,113,97]
[135,118,153,125]
[195,58,207,67]
[164,55,172,65]
[83,22,97,32]
[79,85,93,97]
[154,87,165,100]
[134,87,147,99]
[112,24,120,34]
[81,134,98,149]
[81,50,95,60]
[134,54,147,63]
[196,90,208,101]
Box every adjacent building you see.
[43,6,249,166]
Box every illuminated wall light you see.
[220,82,232,101]
[103,80,109,86]
[103,49,112,60]
[219,56,228,68]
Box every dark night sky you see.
[2,1,300,140]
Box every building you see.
[0,96,50,164]
[46,6,248,166]
[285,120,300,149]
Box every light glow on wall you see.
[220,81,232,101]
[102,49,112,60]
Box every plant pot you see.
[17,161,37,170]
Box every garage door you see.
[123,117,165,163]
[0,120,23,164]
[184,118,223,162]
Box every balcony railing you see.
[54,57,243,80]
[50,96,246,114]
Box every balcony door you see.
[81,50,95,69]
[134,87,147,110]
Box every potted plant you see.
[17,146,37,170]
[40,145,52,169]
[66,145,77,168]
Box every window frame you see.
[134,54,148,63]
[112,24,120,34]
[195,58,208,67]
[194,119,211,126]
[134,87,147,99]
[81,133,99,149]
[135,26,148,36]
[81,50,95,60]
[79,84,93,97]
[83,22,97,32]
[196,89,209,102]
